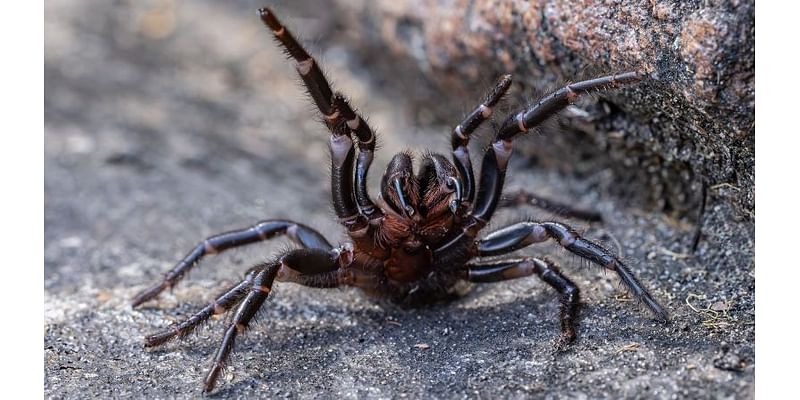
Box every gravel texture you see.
[45,1,754,399]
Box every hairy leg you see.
[201,263,279,393]
[476,221,667,321]
[143,245,354,393]
[451,75,512,207]
[259,8,377,231]
[259,8,333,115]
[332,95,382,221]
[471,72,645,226]
[496,72,645,141]
[132,220,331,307]
[201,244,354,393]
[144,270,257,347]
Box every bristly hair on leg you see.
[143,275,254,348]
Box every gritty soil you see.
[45,1,754,399]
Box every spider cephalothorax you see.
[133,8,668,393]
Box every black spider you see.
[133,7,668,394]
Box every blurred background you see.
[45,1,754,398]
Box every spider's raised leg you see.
[497,72,645,140]
[332,95,382,221]
[451,75,512,207]
[465,257,579,346]
[132,220,330,307]
[471,72,645,226]
[259,8,333,116]
[259,8,380,229]
[499,189,603,222]
[433,73,643,258]
[476,221,668,321]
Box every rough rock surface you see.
[332,0,755,218]
[45,1,754,399]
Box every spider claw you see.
[144,330,174,348]
[392,178,415,217]
[202,367,221,395]
[546,329,577,355]
[651,305,670,324]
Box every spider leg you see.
[471,72,646,226]
[202,262,279,394]
[497,72,645,141]
[258,8,334,116]
[465,257,579,347]
[476,221,668,321]
[144,270,257,347]
[430,76,514,255]
[325,116,364,231]
[259,8,379,231]
[199,245,353,393]
[499,189,603,222]
[132,220,331,307]
[332,95,382,221]
[451,75,512,206]
[323,95,382,233]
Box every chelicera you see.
[133,7,669,393]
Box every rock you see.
[330,0,755,217]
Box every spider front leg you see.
[465,257,579,348]
[470,72,646,226]
[477,221,668,321]
[132,220,331,307]
[332,95,382,221]
[435,73,644,257]
[451,74,512,207]
[258,8,333,116]
[259,8,381,230]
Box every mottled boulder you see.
[331,0,754,217]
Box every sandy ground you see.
[45,1,754,398]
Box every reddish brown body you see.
[340,152,472,303]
